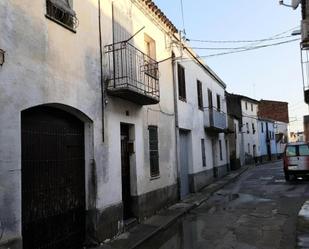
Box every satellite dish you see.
[291,0,301,9]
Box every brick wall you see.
[258,100,289,123]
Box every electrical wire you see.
[188,35,295,44]
[191,36,295,50]
[186,25,300,44]
[195,38,300,58]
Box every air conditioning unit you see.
[302,20,309,49]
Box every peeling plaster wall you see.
[0,0,105,244]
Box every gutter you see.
[171,52,181,199]
[98,0,105,142]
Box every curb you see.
[129,204,193,249]
[297,200,309,249]
[102,165,251,249]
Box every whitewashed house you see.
[240,96,260,163]
[172,45,230,198]
[0,0,236,248]
[227,94,260,165]
[258,119,277,162]
[0,0,179,248]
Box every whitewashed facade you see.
[0,0,180,247]
[0,0,235,248]
[172,45,229,197]
[241,98,260,163]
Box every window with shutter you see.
[219,140,223,161]
[148,126,159,177]
[197,80,203,110]
[178,64,186,101]
[216,94,221,112]
[201,139,206,167]
[208,89,213,109]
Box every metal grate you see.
[46,0,78,30]
[105,41,160,102]
[21,107,85,249]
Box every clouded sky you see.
[154,0,306,132]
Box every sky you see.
[153,0,307,132]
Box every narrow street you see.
[137,161,309,249]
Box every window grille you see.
[46,0,78,30]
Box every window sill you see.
[150,175,160,181]
[45,14,76,33]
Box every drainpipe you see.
[98,0,105,142]
[171,51,181,199]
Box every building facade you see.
[0,1,235,248]
[226,94,260,165]
[258,119,277,162]
[0,0,181,248]
[226,93,244,170]
[258,100,289,157]
[172,44,229,198]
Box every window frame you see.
[45,0,77,33]
[219,140,223,161]
[177,64,186,101]
[216,94,221,112]
[148,125,160,178]
[208,89,213,109]
[197,80,203,110]
[201,139,206,167]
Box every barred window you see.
[149,126,159,177]
[46,0,78,31]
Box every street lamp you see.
[0,49,5,66]
[279,0,301,9]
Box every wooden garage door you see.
[21,106,85,249]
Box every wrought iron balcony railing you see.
[105,41,160,105]
[204,107,227,133]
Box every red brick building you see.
[258,100,289,123]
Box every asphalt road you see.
[136,161,309,249]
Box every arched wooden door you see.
[21,106,85,249]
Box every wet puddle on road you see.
[136,193,272,249]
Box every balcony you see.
[204,107,227,134]
[105,41,160,105]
